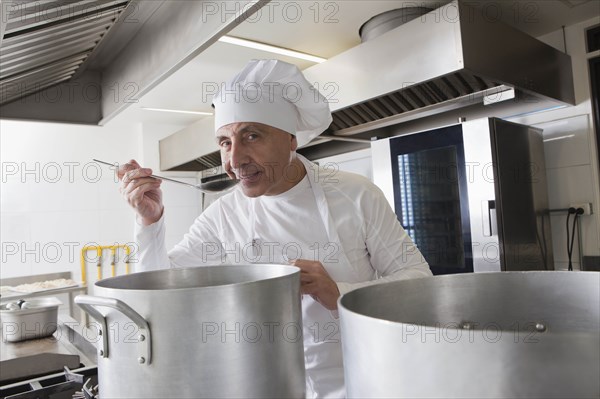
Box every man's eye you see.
[247,134,258,141]
[220,141,231,148]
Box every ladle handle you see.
[92,159,199,189]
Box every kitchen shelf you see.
[1,272,87,320]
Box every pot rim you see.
[94,264,300,292]
[338,271,599,332]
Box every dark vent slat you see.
[390,92,414,111]
[194,158,213,169]
[476,75,497,91]
[206,152,221,164]
[194,151,221,169]
[354,103,378,121]
[374,97,399,116]
[405,88,427,108]
[474,75,488,91]
[445,74,470,96]
[425,82,448,102]
[463,73,488,91]
[363,101,388,119]
[387,93,411,112]
[372,98,394,117]
[439,77,461,98]
[397,90,420,109]
[334,111,355,129]
[330,119,344,131]
[412,85,436,105]
[332,114,350,129]
[455,73,476,93]
[331,118,347,131]
[343,107,366,125]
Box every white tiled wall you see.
[316,148,373,180]
[137,123,203,261]
[0,120,139,280]
[0,119,203,284]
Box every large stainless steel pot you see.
[339,271,599,398]
[75,265,305,398]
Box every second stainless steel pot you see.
[76,265,305,398]
[339,271,599,398]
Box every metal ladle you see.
[93,159,239,193]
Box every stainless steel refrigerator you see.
[372,117,553,274]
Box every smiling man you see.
[216,122,303,197]
[118,59,431,398]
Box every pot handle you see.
[75,295,152,365]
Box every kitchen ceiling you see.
[1,0,598,126]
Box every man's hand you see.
[118,159,164,226]
[291,259,340,310]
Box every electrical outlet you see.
[569,203,593,215]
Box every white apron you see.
[245,154,349,398]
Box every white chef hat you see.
[212,59,332,147]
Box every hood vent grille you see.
[0,0,130,105]
[330,70,501,133]
[194,151,222,170]
[171,150,222,172]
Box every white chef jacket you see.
[134,154,432,398]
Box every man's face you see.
[216,122,300,197]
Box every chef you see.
[118,59,432,398]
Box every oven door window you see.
[390,126,473,275]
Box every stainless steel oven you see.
[372,117,554,274]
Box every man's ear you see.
[291,135,298,152]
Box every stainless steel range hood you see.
[160,0,575,171]
[303,0,574,138]
[0,0,269,125]
[302,0,574,142]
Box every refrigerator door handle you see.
[482,200,496,237]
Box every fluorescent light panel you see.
[142,107,213,116]
[543,134,575,142]
[219,36,326,63]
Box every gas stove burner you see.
[72,378,99,399]
[64,366,85,384]
[67,367,99,399]
[0,365,98,399]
